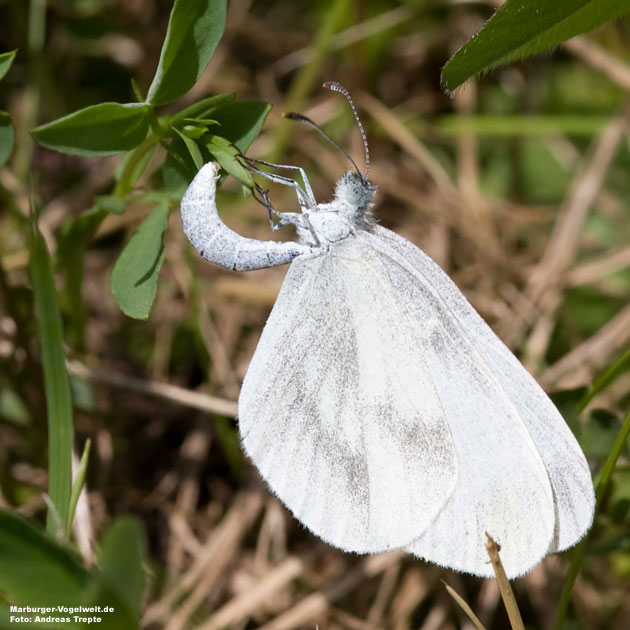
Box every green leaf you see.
[210,100,272,152]
[147,0,227,106]
[96,518,146,617]
[161,99,269,191]
[183,117,220,126]
[181,122,217,139]
[170,92,235,125]
[172,126,204,170]
[0,50,17,82]
[442,0,630,91]
[111,203,170,320]
[0,510,88,607]
[29,220,74,536]
[0,111,14,167]
[0,511,142,629]
[32,103,151,156]
[205,135,253,187]
[160,142,196,197]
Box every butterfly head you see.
[335,171,376,213]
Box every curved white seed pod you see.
[180,162,311,271]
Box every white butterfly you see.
[180,82,594,578]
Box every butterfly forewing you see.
[239,240,458,553]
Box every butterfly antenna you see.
[282,111,362,177]
[323,81,370,179]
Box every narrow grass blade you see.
[66,439,91,538]
[442,580,487,630]
[29,219,74,536]
[578,350,630,412]
[433,115,609,137]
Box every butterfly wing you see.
[238,241,458,553]
[366,226,594,576]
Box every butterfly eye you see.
[336,172,375,209]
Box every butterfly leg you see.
[253,184,321,247]
[253,185,299,230]
[239,156,313,211]
[245,158,317,208]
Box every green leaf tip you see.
[0,50,17,82]
[147,0,227,106]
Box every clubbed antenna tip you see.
[282,112,304,121]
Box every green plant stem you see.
[553,409,630,629]
[113,109,172,197]
[267,0,352,162]
[114,135,160,197]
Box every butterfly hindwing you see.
[366,227,593,576]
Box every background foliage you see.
[0,0,629,629]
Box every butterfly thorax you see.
[298,171,376,247]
